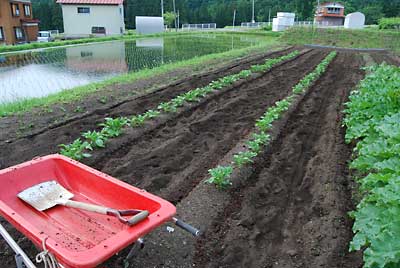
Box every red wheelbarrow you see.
[0,155,200,268]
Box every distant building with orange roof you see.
[315,2,345,26]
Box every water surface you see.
[0,34,263,103]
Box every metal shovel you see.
[18,181,149,226]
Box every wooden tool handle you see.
[63,200,109,215]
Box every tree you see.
[164,11,177,27]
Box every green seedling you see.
[82,130,108,148]
[144,110,160,119]
[233,151,258,167]
[238,70,252,78]
[246,140,262,153]
[252,132,271,145]
[183,90,202,102]
[158,102,177,113]
[171,96,186,107]
[59,139,92,160]
[206,166,233,189]
[100,117,129,137]
[131,114,146,127]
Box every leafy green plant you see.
[252,132,270,145]
[206,166,233,189]
[143,110,160,119]
[238,70,252,78]
[210,80,224,90]
[131,114,147,127]
[100,117,129,137]
[233,151,257,167]
[59,139,92,160]
[170,95,186,108]
[82,130,108,148]
[158,102,177,113]
[183,90,202,102]
[344,63,400,268]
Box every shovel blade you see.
[18,181,74,211]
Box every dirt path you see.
[194,51,365,268]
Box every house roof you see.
[56,0,123,5]
[320,2,344,8]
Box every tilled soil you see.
[86,49,327,205]
[0,48,397,268]
[194,52,365,268]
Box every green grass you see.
[0,36,279,117]
[281,27,400,52]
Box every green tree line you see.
[32,0,400,31]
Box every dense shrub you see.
[378,17,400,30]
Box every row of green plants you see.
[343,63,400,268]
[59,50,301,160]
[206,51,337,189]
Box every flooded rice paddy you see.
[0,34,263,103]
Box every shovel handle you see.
[127,210,149,226]
[63,200,109,215]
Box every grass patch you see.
[0,36,279,117]
[281,27,400,52]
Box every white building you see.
[273,12,295,32]
[135,16,164,34]
[57,0,125,38]
[344,12,365,29]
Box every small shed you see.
[272,12,295,32]
[344,12,365,29]
[136,16,164,34]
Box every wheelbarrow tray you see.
[0,154,176,268]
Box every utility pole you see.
[232,9,236,30]
[173,0,178,31]
[251,0,255,23]
[161,0,164,17]
[177,10,180,30]
[268,8,271,26]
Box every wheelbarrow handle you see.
[0,223,36,268]
[173,218,201,237]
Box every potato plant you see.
[206,166,233,189]
[82,130,108,148]
[59,139,92,160]
[100,117,129,137]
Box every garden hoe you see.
[18,180,149,226]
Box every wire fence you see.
[240,22,270,28]
[181,23,217,31]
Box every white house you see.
[344,12,365,29]
[57,0,125,38]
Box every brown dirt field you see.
[194,51,365,268]
[0,48,397,268]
